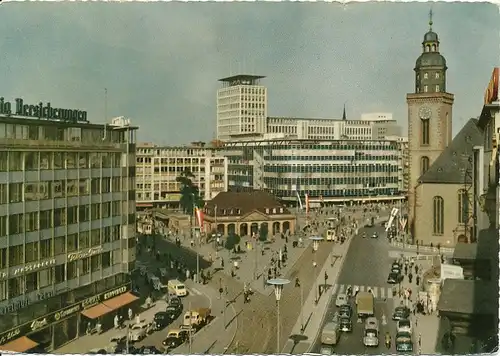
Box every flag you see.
[194,206,204,233]
[305,193,310,214]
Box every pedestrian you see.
[190,238,194,247]
[418,333,422,347]
[128,307,133,321]
[186,269,190,280]
[221,258,225,268]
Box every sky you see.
[0,2,498,145]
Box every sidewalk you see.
[393,258,440,355]
[54,299,170,354]
[282,231,356,354]
[390,241,454,255]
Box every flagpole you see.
[192,194,200,284]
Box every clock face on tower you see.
[418,106,432,120]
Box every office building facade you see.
[0,111,138,352]
[218,138,406,204]
[135,143,228,209]
[216,75,267,141]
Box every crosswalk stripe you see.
[331,283,394,300]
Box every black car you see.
[153,312,172,330]
[168,296,182,308]
[387,272,402,284]
[393,306,410,321]
[89,349,107,354]
[165,305,182,320]
[139,346,162,354]
[339,317,352,332]
[162,336,184,351]
[371,232,378,238]
[114,345,140,354]
[339,304,352,319]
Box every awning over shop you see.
[103,292,139,310]
[81,303,113,319]
[0,336,39,352]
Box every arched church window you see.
[431,44,436,52]
[425,45,430,52]
[420,156,430,175]
[433,196,444,235]
[421,119,430,145]
[457,189,469,224]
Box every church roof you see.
[418,118,483,184]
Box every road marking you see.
[379,287,385,299]
[331,283,339,296]
[359,285,365,292]
[190,288,202,296]
[332,283,394,300]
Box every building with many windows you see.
[0,113,138,352]
[218,138,406,204]
[135,143,228,209]
[216,75,267,141]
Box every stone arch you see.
[216,224,225,235]
[260,222,269,237]
[457,234,468,243]
[227,223,236,236]
[250,223,259,237]
[283,221,291,234]
[431,44,436,52]
[239,223,248,237]
[425,45,430,52]
[272,221,281,235]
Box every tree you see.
[259,224,268,241]
[225,234,241,250]
[176,169,203,216]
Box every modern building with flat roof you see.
[135,142,228,209]
[217,138,406,205]
[0,104,138,353]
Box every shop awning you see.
[81,303,113,319]
[0,336,39,352]
[103,292,139,310]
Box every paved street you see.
[310,224,399,354]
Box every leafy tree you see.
[225,234,241,250]
[259,224,268,241]
[176,169,203,216]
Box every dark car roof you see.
[155,311,168,316]
[340,317,351,323]
[395,306,409,312]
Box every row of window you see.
[273,188,399,198]
[0,151,122,171]
[0,225,123,268]
[258,155,400,162]
[245,143,400,151]
[262,176,400,185]
[0,178,123,204]
[0,252,119,300]
[0,203,122,237]
[261,164,400,173]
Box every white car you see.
[363,329,379,347]
[335,293,348,307]
[129,322,150,342]
[397,319,412,334]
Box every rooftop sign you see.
[0,97,88,123]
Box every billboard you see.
[440,264,464,282]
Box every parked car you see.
[153,312,172,330]
[165,305,183,320]
[168,296,182,308]
[397,319,412,334]
[139,346,162,354]
[387,272,403,284]
[335,293,348,307]
[129,322,151,342]
[393,306,410,321]
[162,328,189,351]
[89,349,107,354]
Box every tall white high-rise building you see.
[217,75,267,141]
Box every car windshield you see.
[365,329,378,337]
[166,307,176,312]
[131,324,144,330]
[176,285,185,290]
[399,320,410,328]
[167,332,178,338]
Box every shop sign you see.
[12,259,56,276]
[67,247,103,262]
[0,97,88,123]
[484,67,499,105]
[0,283,130,346]
[0,291,54,315]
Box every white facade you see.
[136,144,228,207]
[360,113,394,121]
[217,75,267,141]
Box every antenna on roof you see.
[102,88,108,141]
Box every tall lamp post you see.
[267,278,290,354]
[309,236,324,305]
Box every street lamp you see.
[309,236,324,304]
[267,278,290,354]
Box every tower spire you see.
[429,8,433,31]
[342,103,346,120]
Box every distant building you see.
[217,138,406,204]
[135,143,228,209]
[203,190,296,237]
[216,75,267,141]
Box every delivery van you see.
[168,279,187,297]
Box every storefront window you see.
[53,315,78,350]
[29,323,52,351]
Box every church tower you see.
[407,11,454,240]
